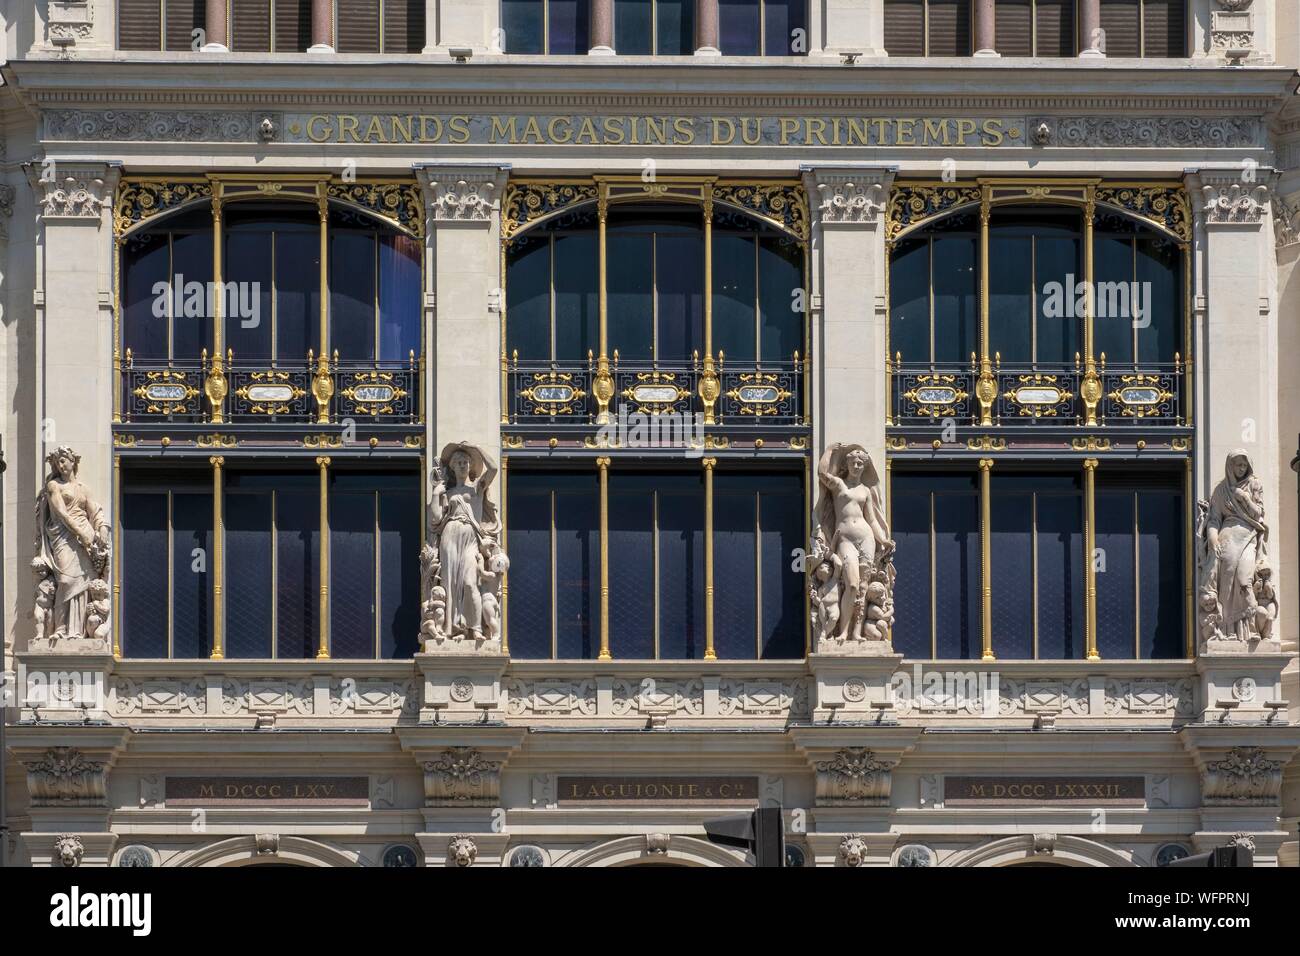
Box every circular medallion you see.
[450,678,475,702]
[510,845,546,868]
[116,845,155,868]
[843,679,868,702]
[382,844,419,868]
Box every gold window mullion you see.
[208,188,227,423]
[271,489,278,659]
[1032,491,1040,659]
[654,490,661,659]
[1184,458,1193,657]
[703,457,717,660]
[976,185,993,425]
[754,490,762,658]
[500,456,509,655]
[210,455,226,660]
[317,455,331,659]
[374,491,381,659]
[597,456,612,660]
[978,458,994,661]
[550,490,557,659]
[167,491,174,657]
[1083,457,1099,660]
[929,491,936,660]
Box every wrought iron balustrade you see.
[891,357,1184,428]
[507,353,805,427]
[120,350,422,425]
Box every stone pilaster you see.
[821,0,886,59]
[428,0,495,54]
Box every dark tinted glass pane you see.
[714,475,759,659]
[555,474,600,658]
[1093,232,1135,364]
[378,233,421,361]
[1136,233,1181,364]
[337,0,382,53]
[503,0,545,53]
[1138,488,1184,658]
[1034,232,1082,363]
[609,475,656,658]
[331,491,376,658]
[890,237,931,364]
[379,486,420,658]
[933,482,980,658]
[231,0,272,52]
[225,225,274,360]
[758,236,803,363]
[884,0,925,56]
[172,491,213,659]
[990,485,1033,658]
[1143,0,1186,57]
[171,231,214,361]
[714,233,757,364]
[119,0,162,50]
[988,232,1033,363]
[764,0,806,55]
[656,231,705,361]
[554,232,600,362]
[122,493,169,658]
[123,234,170,361]
[331,231,377,362]
[506,236,553,362]
[607,231,654,360]
[505,474,554,658]
[932,234,977,364]
[1095,489,1136,658]
[615,0,653,54]
[275,227,320,362]
[225,490,274,658]
[927,0,972,56]
[1099,0,1139,57]
[719,0,761,55]
[657,0,696,54]
[1035,0,1075,57]
[548,0,590,53]
[274,0,313,51]
[276,488,319,659]
[659,472,705,658]
[890,486,932,658]
[759,475,805,659]
[995,0,1032,56]
[1036,488,1084,659]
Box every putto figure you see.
[34,446,111,646]
[1198,449,1276,644]
[420,441,509,651]
[810,443,895,648]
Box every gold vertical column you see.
[205,189,228,423]
[312,189,334,424]
[699,190,720,425]
[209,455,225,660]
[703,456,717,660]
[113,237,122,423]
[112,455,122,657]
[974,186,996,425]
[1083,457,1100,660]
[596,456,612,659]
[1080,187,1102,426]
[316,455,331,659]
[978,458,994,661]
[593,188,614,424]
[500,455,510,655]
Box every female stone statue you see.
[1201,449,1271,642]
[34,446,111,642]
[423,441,509,647]
[813,443,895,643]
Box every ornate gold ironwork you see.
[327,181,424,239]
[303,433,343,448]
[502,182,600,241]
[1095,185,1192,242]
[725,372,794,417]
[1107,374,1175,418]
[902,373,970,419]
[886,436,909,451]
[310,350,335,424]
[134,369,201,415]
[235,370,306,416]
[712,182,809,241]
[1004,373,1075,419]
[886,184,982,242]
[620,371,691,416]
[1071,435,1111,452]
[114,179,212,236]
[340,370,408,416]
[196,433,237,448]
[965,435,1006,451]
[519,371,588,416]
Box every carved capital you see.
[1273,193,1300,249]
[416,164,510,223]
[1195,169,1277,227]
[26,161,119,222]
[802,167,894,225]
[814,747,898,806]
[1200,747,1283,805]
[23,747,107,807]
[423,747,502,806]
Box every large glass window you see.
[883,0,972,56]
[988,207,1082,365]
[503,0,591,53]
[614,0,696,54]
[888,213,978,365]
[1099,0,1187,58]
[994,0,1077,57]
[718,0,807,55]
[507,466,804,659]
[1092,212,1184,365]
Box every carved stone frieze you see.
[109,679,207,717]
[423,748,502,806]
[890,674,1195,719]
[815,748,897,806]
[24,748,106,807]
[1201,747,1283,806]
[502,676,809,719]
[45,110,257,143]
[1033,116,1261,151]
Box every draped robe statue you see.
[34,446,111,646]
[810,443,896,647]
[420,442,509,651]
[1198,449,1276,644]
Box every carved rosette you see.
[423,748,502,806]
[24,748,107,807]
[815,748,897,806]
[1201,747,1283,806]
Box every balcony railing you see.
[890,357,1184,428]
[120,350,422,425]
[507,352,806,427]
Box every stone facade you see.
[0,1,1298,868]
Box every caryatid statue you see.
[810,443,896,648]
[1197,449,1277,645]
[34,446,112,646]
[420,442,509,651]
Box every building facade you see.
[1,0,1298,868]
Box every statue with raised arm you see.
[421,442,509,651]
[1199,449,1275,644]
[812,443,895,647]
[34,446,111,646]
